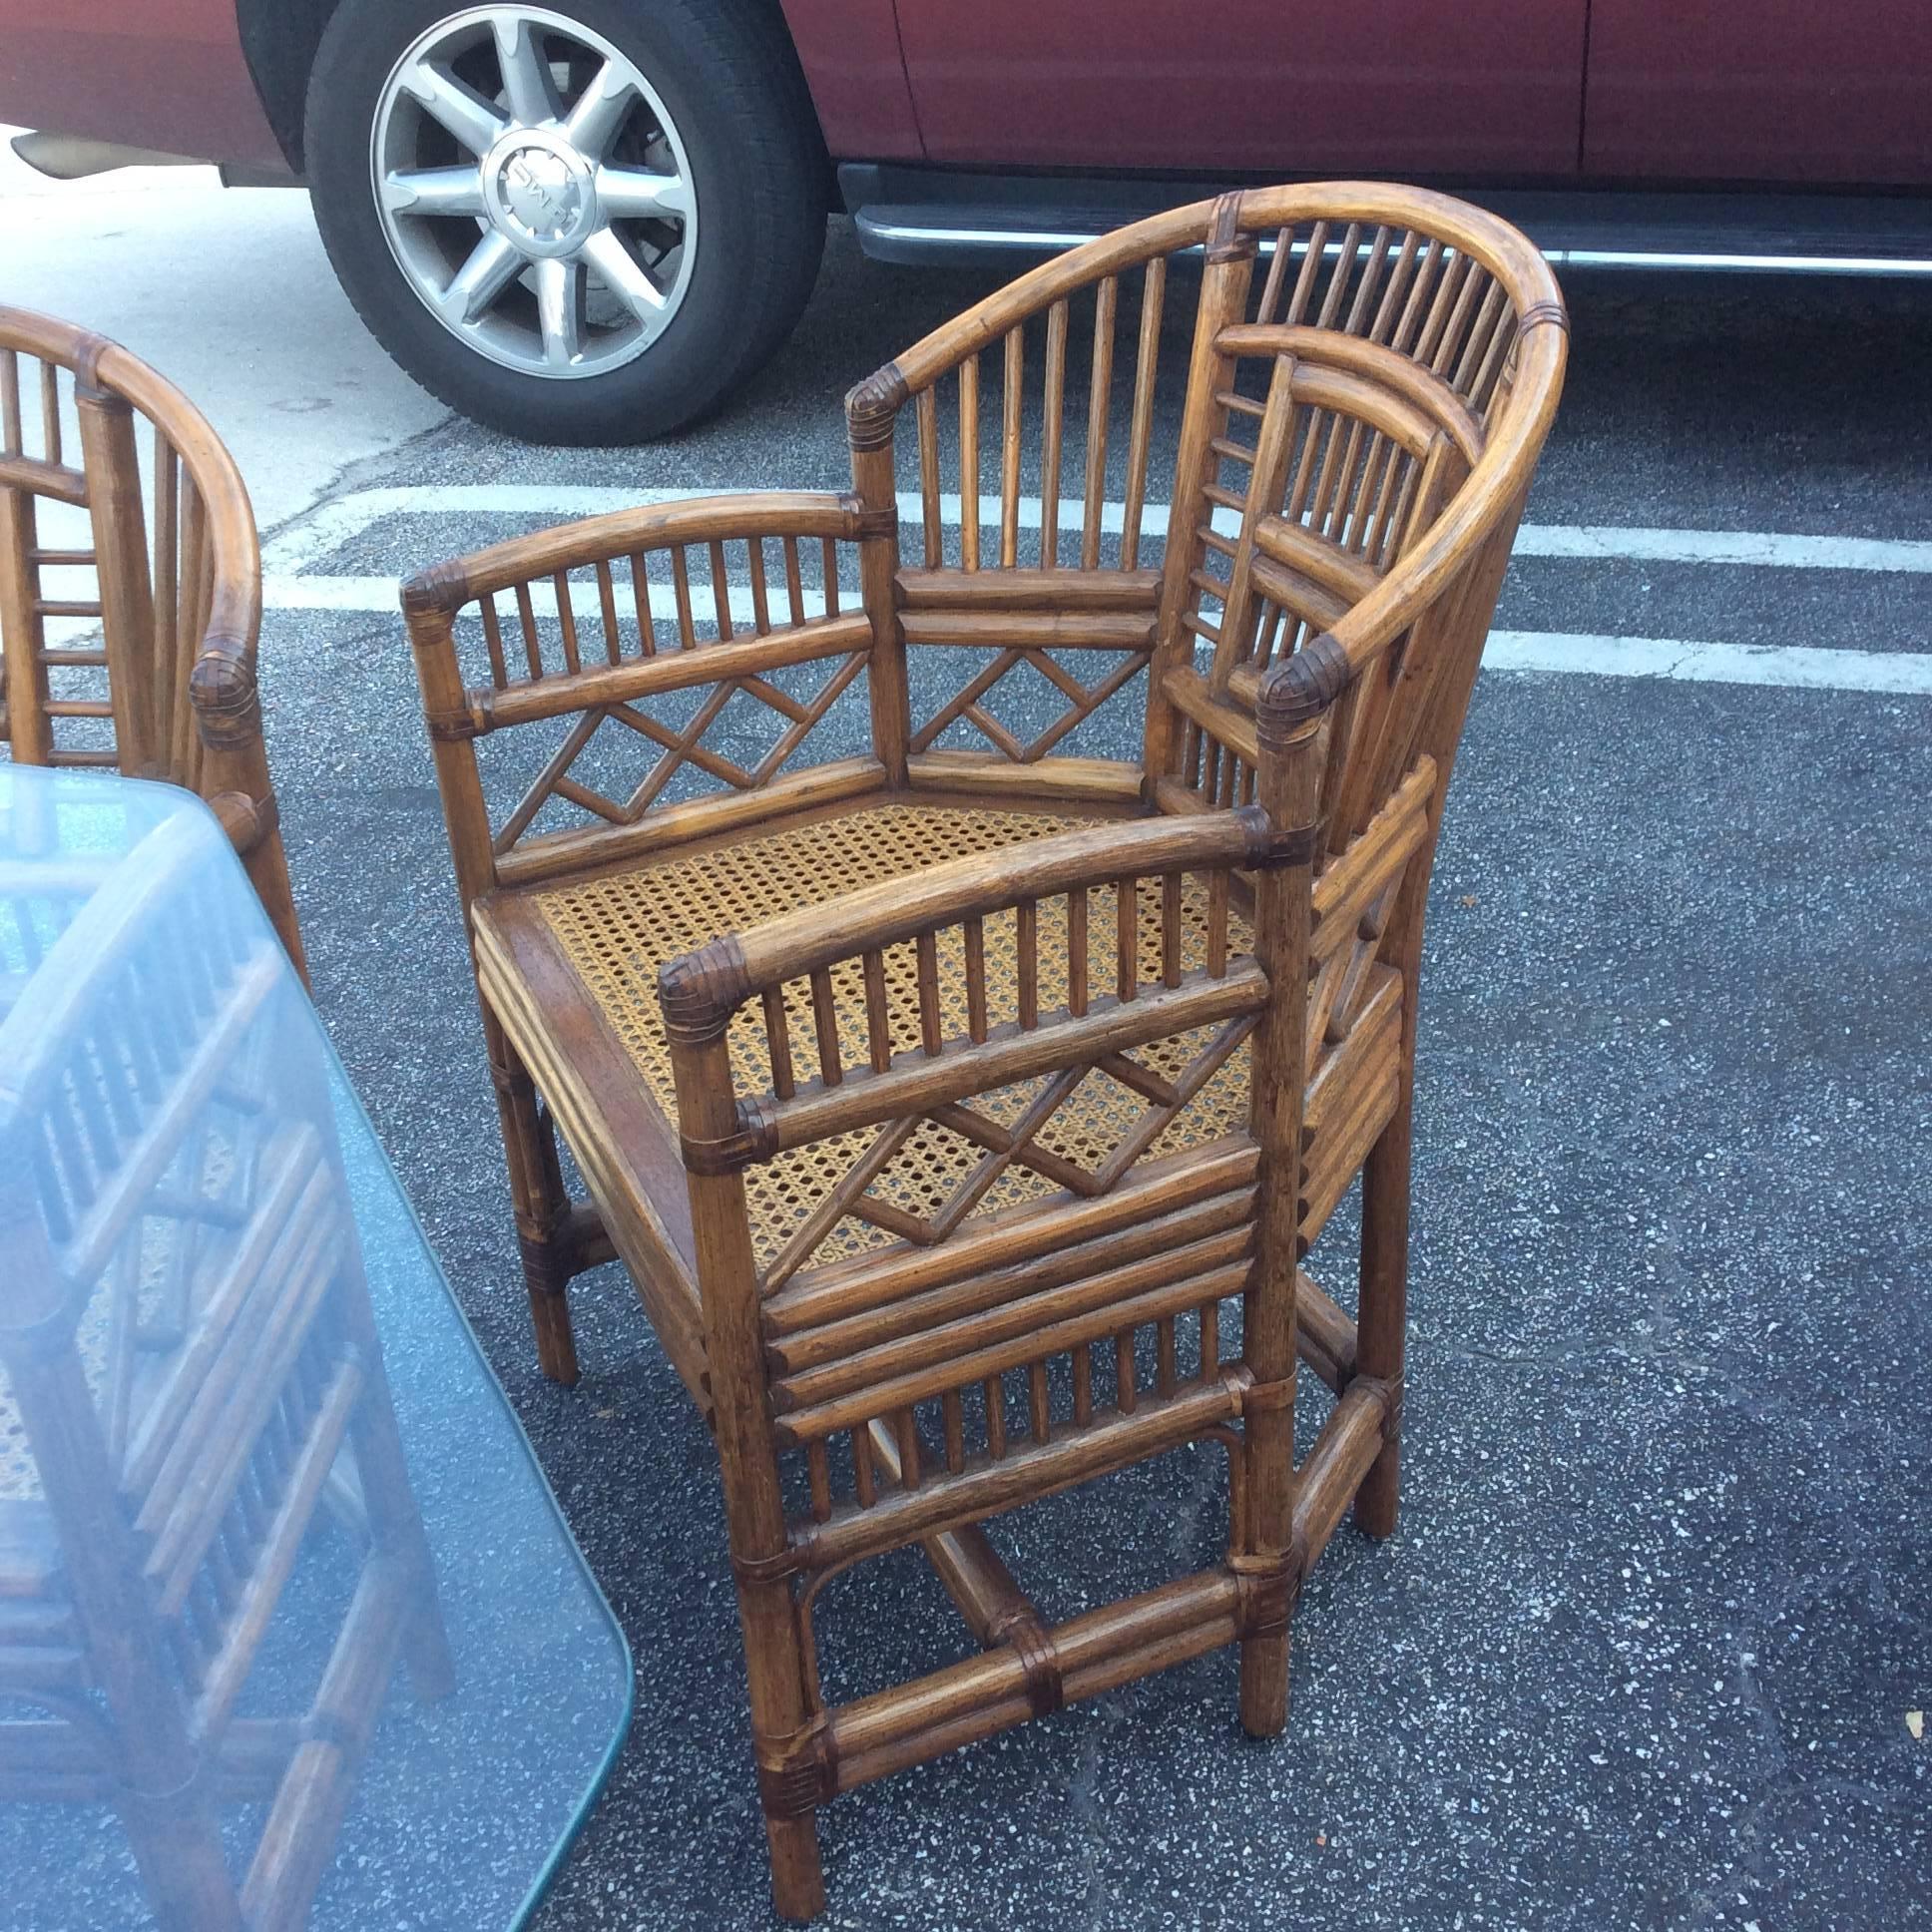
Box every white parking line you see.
[258,485,1932,698]
[1484,633,1932,695]
[261,573,1932,696]
[264,572,801,626]
[259,484,1932,578]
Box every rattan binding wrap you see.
[536,802,1252,1277]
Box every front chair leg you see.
[1233,1384,1302,1739]
[741,1585,829,1920]
[763,1802,827,1923]
[485,1017,581,1384]
[1353,1098,1412,1539]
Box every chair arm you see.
[399,490,884,618]
[658,807,1283,1041]
[1254,301,1570,721]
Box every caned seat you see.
[402,184,1567,1918]
[518,801,1257,1236]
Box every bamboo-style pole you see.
[1235,659,1326,1735]
[661,954,827,1920]
[849,391,910,784]
[1142,195,1254,792]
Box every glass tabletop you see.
[0,766,631,1931]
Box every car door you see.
[1584,1,1932,185]
[890,1,1588,177]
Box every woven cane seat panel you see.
[533,802,1255,1278]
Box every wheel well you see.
[234,0,830,182]
[235,0,342,173]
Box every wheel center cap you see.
[483,135,594,255]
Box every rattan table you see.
[0,766,631,1930]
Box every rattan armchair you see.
[0,307,305,975]
[0,794,450,1931]
[401,183,1567,1918]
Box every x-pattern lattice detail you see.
[909,647,1151,763]
[495,652,868,852]
[760,1012,1255,1291]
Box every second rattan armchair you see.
[402,183,1567,1918]
[0,307,305,975]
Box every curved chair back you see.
[0,307,304,975]
[845,182,1566,847]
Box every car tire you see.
[304,0,827,444]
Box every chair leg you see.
[337,1263,458,1702]
[116,1778,243,1932]
[1354,1094,1412,1540]
[736,1579,827,1921]
[485,1016,581,1384]
[766,1806,827,1923]
[1237,1612,1292,1739]
[1236,1394,1297,1738]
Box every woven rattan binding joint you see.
[1239,1374,1297,1415]
[1359,1374,1404,1445]
[1227,1530,1310,1640]
[400,558,472,619]
[1517,298,1570,336]
[187,645,260,746]
[756,1712,838,1819]
[989,1609,1065,1717]
[424,704,486,742]
[1256,632,1352,742]
[731,1542,807,1588]
[682,1105,781,1178]
[837,491,898,542]
[844,364,908,451]
[659,935,753,1045]
[1231,804,1324,870]
[1205,191,1256,263]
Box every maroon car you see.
[6,0,1930,443]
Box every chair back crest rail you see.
[841,183,1564,840]
[0,307,302,974]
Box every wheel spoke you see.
[440,231,525,326]
[563,60,639,163]
[398,57,510,157]
[594,164,691,223]
[381,164,487,218]
[535,257,587,367]
[493,14,563,126]
[579,227,667,319]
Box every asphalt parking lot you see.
[10,174,1932,1929]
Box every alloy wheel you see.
[369,5,698,380]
